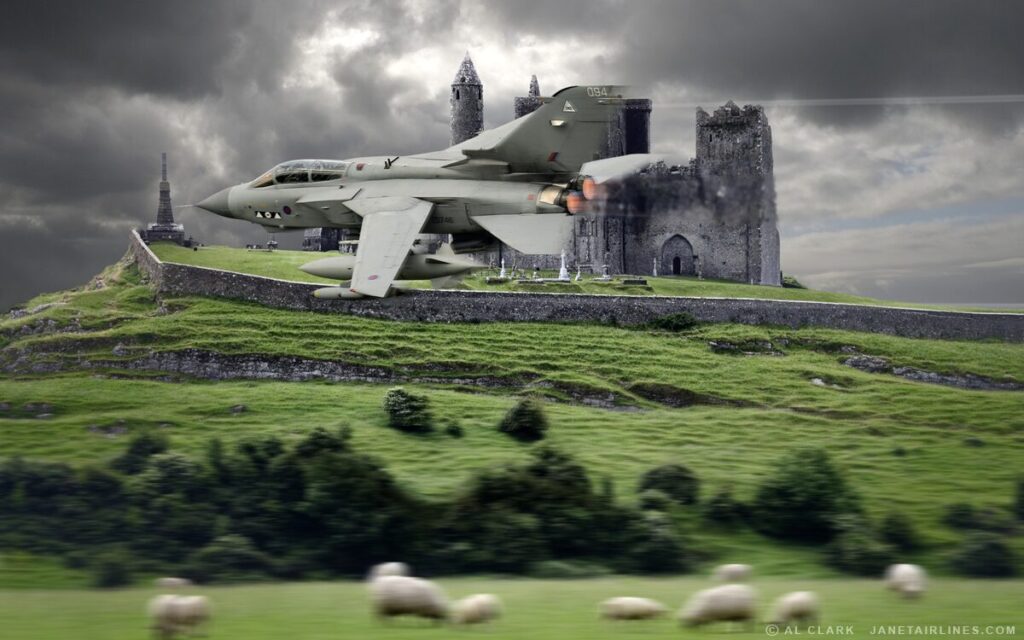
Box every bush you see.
[648,312,698,332]
[294,426,351,458]
[782,275,806,289]
[751,448,860,542]
[91,550,133,588]
[638,489,673,512]
[528,560,612,579]
[879,512,921,551]
[825,515,897,576]
[110,430,169,474]
[950,532,1017,577]
[702,486,747,526]
[185,534,275,583]
[638,464,699,506]
[443,422,465,438]
[621,512,690,574]
[943,503,977,529]
[497,397,549,442]
[383,387,433,434]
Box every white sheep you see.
[678,584,758,629]
[770,591,820,627]
[452,593,502,626]
[370,575,449,623]
[148,594,211,638]
[885,563,927,598]
[600,596,668,621]
[154,577,193,589]
[367,562,411,581]
[712,563,753,583]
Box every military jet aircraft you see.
[196,85,659,298]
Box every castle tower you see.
[513,75,543,119]
[603,98,653,158]
[695,101,772,179]
[622,99,652,154]
[450,53,483,145]
[139,152,188,245]
[695,101,780,285]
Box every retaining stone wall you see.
[128,231,1024,341]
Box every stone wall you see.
[128,231,1024,341]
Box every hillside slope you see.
[1,257,1023,578]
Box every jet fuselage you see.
[200,158,569,236]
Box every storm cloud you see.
[1,0,1022,310]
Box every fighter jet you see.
[196,85,659,298]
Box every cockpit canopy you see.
[250,159,349,187]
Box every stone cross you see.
[498,258,506,278]
[653,257,658,277]
[558,250,570,281]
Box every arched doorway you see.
[661,235,696,276]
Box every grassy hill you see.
[1,255,1023,589]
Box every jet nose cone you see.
[197,187,233,217]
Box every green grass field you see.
[2,259,1023,581]
[147,242,1022,312]
[0,577,1020,640]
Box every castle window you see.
[456,89,460,100]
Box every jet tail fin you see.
[450,85,629,175]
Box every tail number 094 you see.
[585,86,609,97]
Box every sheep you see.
[600,596,668,621]
[370,575,449,623]
[678,584,757,629]
[712,563,753,583]
[452,593,502,626]
[154,577,193,589]
[885,563,927,599]
[770,591,820,628]
[148,594,211,639]
[367,561,411,581]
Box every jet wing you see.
[472,213,574,255]
[350,197,433,297]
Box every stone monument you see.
[139,152,192,246]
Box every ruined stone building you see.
[455,54,780,285]
[582,102,780,284]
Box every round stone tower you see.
[513,74,543,119]
[450,53,483,145]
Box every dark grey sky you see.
[1,0,1022,309]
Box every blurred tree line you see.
[0,424,1018,586]
[0,427,690,585]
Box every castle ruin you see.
[453,55,780,285]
